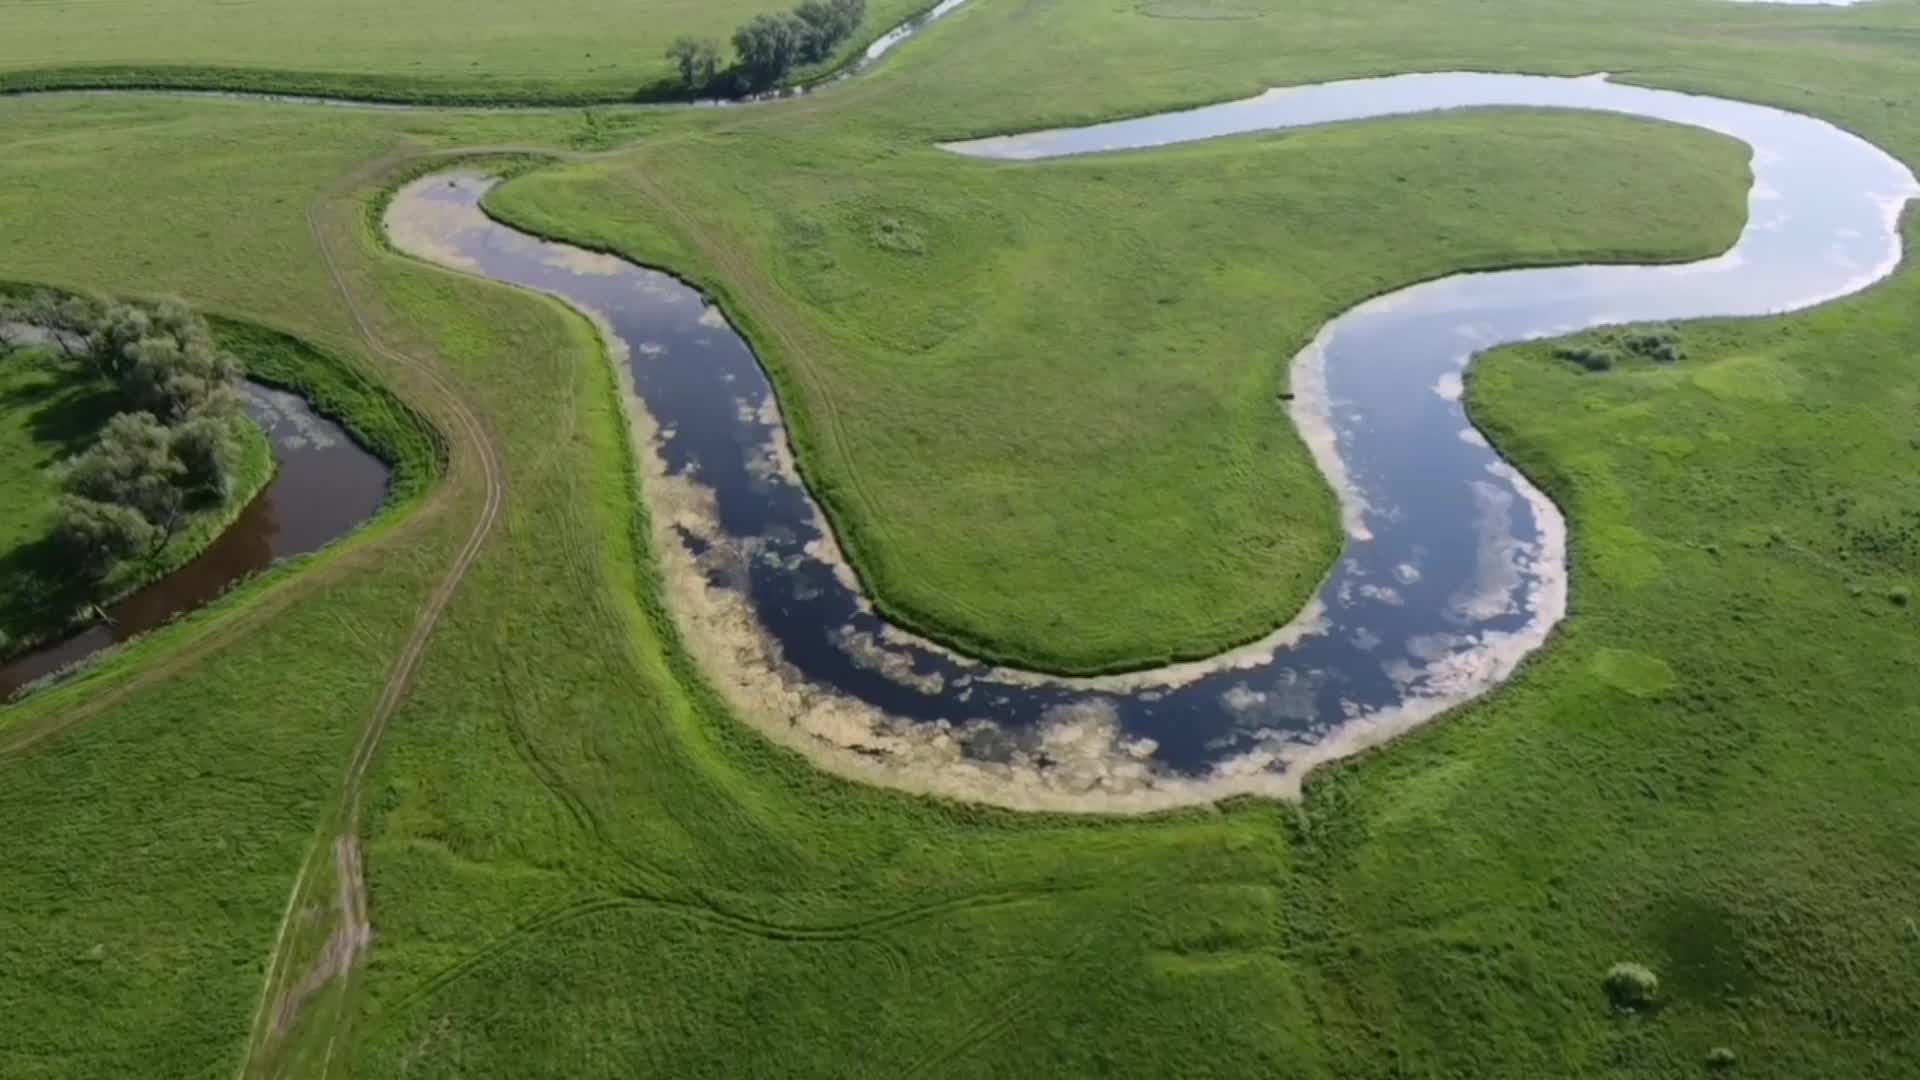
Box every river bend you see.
[386,72,1917,811]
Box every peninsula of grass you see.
[487,109,1751,672]
[0,0,931,105]
[0,336,273,658]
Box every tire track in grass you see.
[238,152,509,1079]
[391,886,1055,1014]
[894,927,1100,1080]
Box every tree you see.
[122,332,240,423]
[732,12,809,87]
[794,0,841,61]
[61,411,186,534]
[169,412,243,500]
[666,36,721,88]
[49,495,161,580]
[825,0,867,48]
[83,301,151,379]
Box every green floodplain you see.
[1,0,1917,1076]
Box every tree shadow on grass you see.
[0,535,100,654]
[17,382,122,460]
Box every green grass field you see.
[0,0,930,103]
[0,334,273,656]
[0,0,1917,1076]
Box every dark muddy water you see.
[386,72,1916,808]
[0,382,390,698]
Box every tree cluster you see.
[3,293,250,582]
[665,0,866,93]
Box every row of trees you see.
[3,293,250,581]
[666,0,866,93]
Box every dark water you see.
[385,72,1916,806]
[0,382,390,698]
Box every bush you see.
[1552,327,1684,372]
[1707,1046,1738,1071]
[1553,344,1616,372]
[49,495,161,580]
[1892,586,1912,608]
[1603,961,1660,1012]
[1622,329,1681,358]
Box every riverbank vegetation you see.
[0,293,271,656]
[0,0,1919,1076]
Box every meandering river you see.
[385,72,1916,811]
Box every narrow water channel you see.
[0,382,390,698]
[387,71,1915,811]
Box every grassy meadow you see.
[0,0,931,103]
[0,0,1916,1078]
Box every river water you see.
[387,71,1913,811]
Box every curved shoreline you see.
[384,71,1917,812]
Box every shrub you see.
[49,495,160,580]
[1707,1046,1738,1071]
[1553,344,1616,372]
[1622,329,1680,357]
[1603,961,1660,1012]
[1892,586,1912,608]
